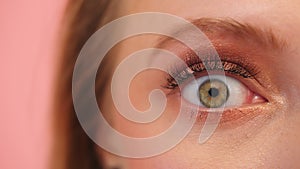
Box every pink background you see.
[0,0,66,168]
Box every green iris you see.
[198,79,229,108]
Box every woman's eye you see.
[181,75,265,108]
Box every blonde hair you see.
[51,0,113,168]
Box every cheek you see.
[233,107,300,168]
[266,111,300,168]
[111,69,179,137]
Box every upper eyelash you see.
[164,59,260,89]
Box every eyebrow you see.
[157,18,288,52]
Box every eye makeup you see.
[164,57,259,89]
[158,45,273,130]
[127,18,285,138]
[163,51,261,90]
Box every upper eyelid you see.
[166,61,255,89]
[166,52,260,80]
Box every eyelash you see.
[164,55,260,90]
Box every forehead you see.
[115,0,300,39]
[106,0,299,62]
[109,0,300,62]
[117,0,299,16]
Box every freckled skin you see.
[98,0,300,168]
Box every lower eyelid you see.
[178,95,273,130]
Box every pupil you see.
[208,88,219,97]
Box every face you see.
[96,0,300,168]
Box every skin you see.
[96,0,300,168]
